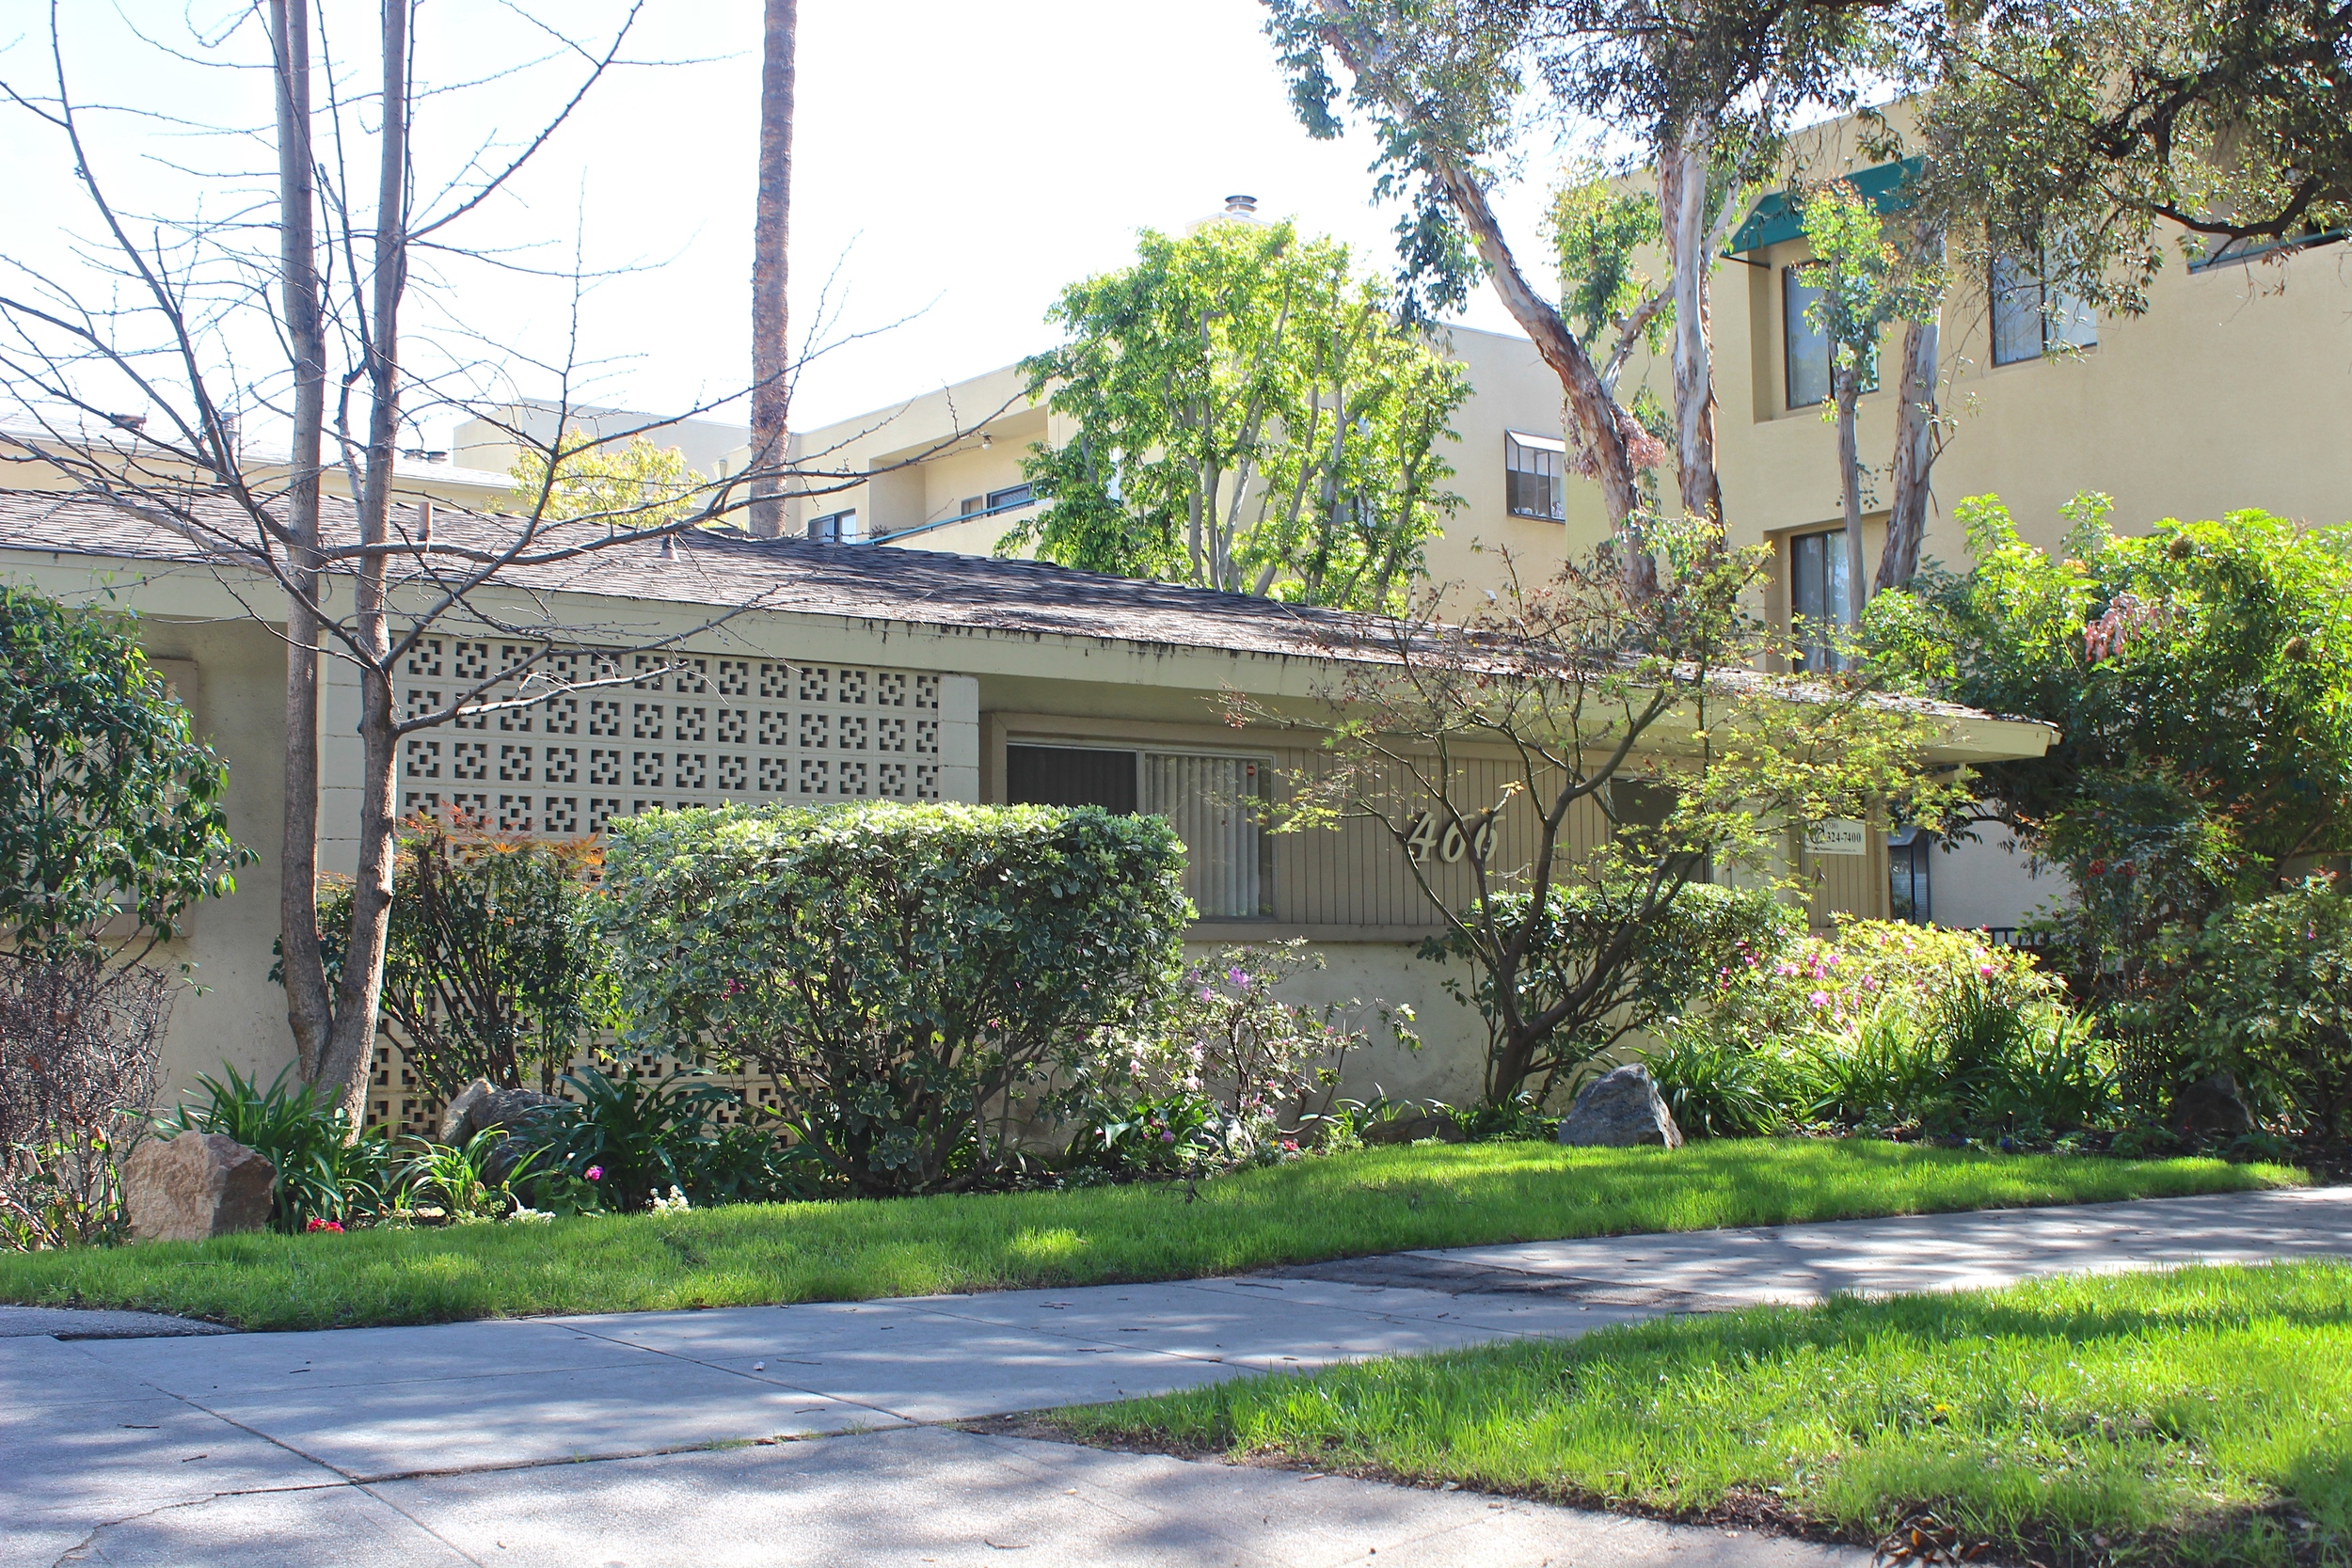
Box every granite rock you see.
[123,1132,277,1242]
[1557,1064,1684,1149]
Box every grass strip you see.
[1050,1260,2351,1568]
[0,1138,2302,1331]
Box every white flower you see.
[649,1186,692,1215]
[507,1207,554,1226]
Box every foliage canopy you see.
[0,587,246,959]
[1009,219,1468,611]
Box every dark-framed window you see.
[807,509,857,543]
[1990,250,2097,366]
[1888,825,1932,923]
[1504,431,1566,521]
[1788,529,1851,673]
[1004,743,1273,919]
[986,483,1034,512]
[1784,267,1833,409]
[1785,265,1879,410]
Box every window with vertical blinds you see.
[1143,753,1272,919]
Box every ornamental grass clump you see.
[595,801,1189,1196]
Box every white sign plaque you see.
[1804,819,1869,857]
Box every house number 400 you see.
[1404,811,1497,864]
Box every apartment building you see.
[755,323,1580,602]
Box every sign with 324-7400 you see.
[1804,819,1869,857]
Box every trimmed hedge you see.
[595,801,1189,1194]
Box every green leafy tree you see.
[1871,494,2352,994]
[508,429,707,530]
[1797,182,1946,625]
[2180,878,2352,1138]
[1259,516,1964,1108]
[0,587,247,1248]
[1009,220,1468,611]
[0,588,246,959]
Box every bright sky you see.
[1,1,1558,448]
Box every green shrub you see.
[160,1064,389,1231]
[1424,880,1794,1105]
[506,1063,797,1213]
[303,815,604,1099]
[2183,878,2352,1137]
[1670,921,2116,1143]
[595,800,1189,1196]
[1643,1030,1794,1137]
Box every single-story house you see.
[0,488,2052,1133]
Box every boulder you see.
[2174,1071,2254,1139]
[1359,1110,1467,1147]
[438,1079,564,1147]
[123,1133,277,1243]
[1557,1065,1684,1149]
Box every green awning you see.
[1726,158,1924,255]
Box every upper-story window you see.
[960,485,1036,519]
[1784,265,1879,411]
[807,508,858,543]
[1788,528,1851,673]
[1504,431,1566,521]
[1786,268,1833,409]
[1991,250,2097,365]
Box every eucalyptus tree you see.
[1797,182,1945,621]
[1009,219,1469,612]
[748,0,798,539]
[1266,0,1881,585]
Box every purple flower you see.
[585,1165,604,1181]
[1228,969,1251,988]
[1160,1131,1177,1144]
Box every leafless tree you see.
[0,4,968,1124]
[0,956,173,1249]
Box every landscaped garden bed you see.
[1042,1258,2350,1568]
[0,1138,2299,1331]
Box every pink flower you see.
[1808,990,1831,1009]
[585,1165,604,1181]
[306,1218,342,1234]
[1978,964,1996,978]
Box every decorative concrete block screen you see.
[369,641,968,1135]
[393,642,945,831]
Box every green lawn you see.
[1051,1260,2352,1568]
[0,1139,2301,1332]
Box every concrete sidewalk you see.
[7,1185,2346,1566]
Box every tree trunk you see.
[747,0,796,539]
[1659,136,1722,528]
[1310,1,1655,595]
[1877,299,1943,594]
[312,0,416,1126]
[269,0,332,1083]
[1836,380,1867,629]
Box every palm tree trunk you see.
[748,0,796,538]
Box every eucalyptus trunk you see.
[1836,375,1867,628]
[747,0,797,538]
[1877,228,1945,594]
[1659,136,1723,527]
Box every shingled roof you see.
[0,486,1362,661]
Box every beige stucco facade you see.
[0,504,2046,1131]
